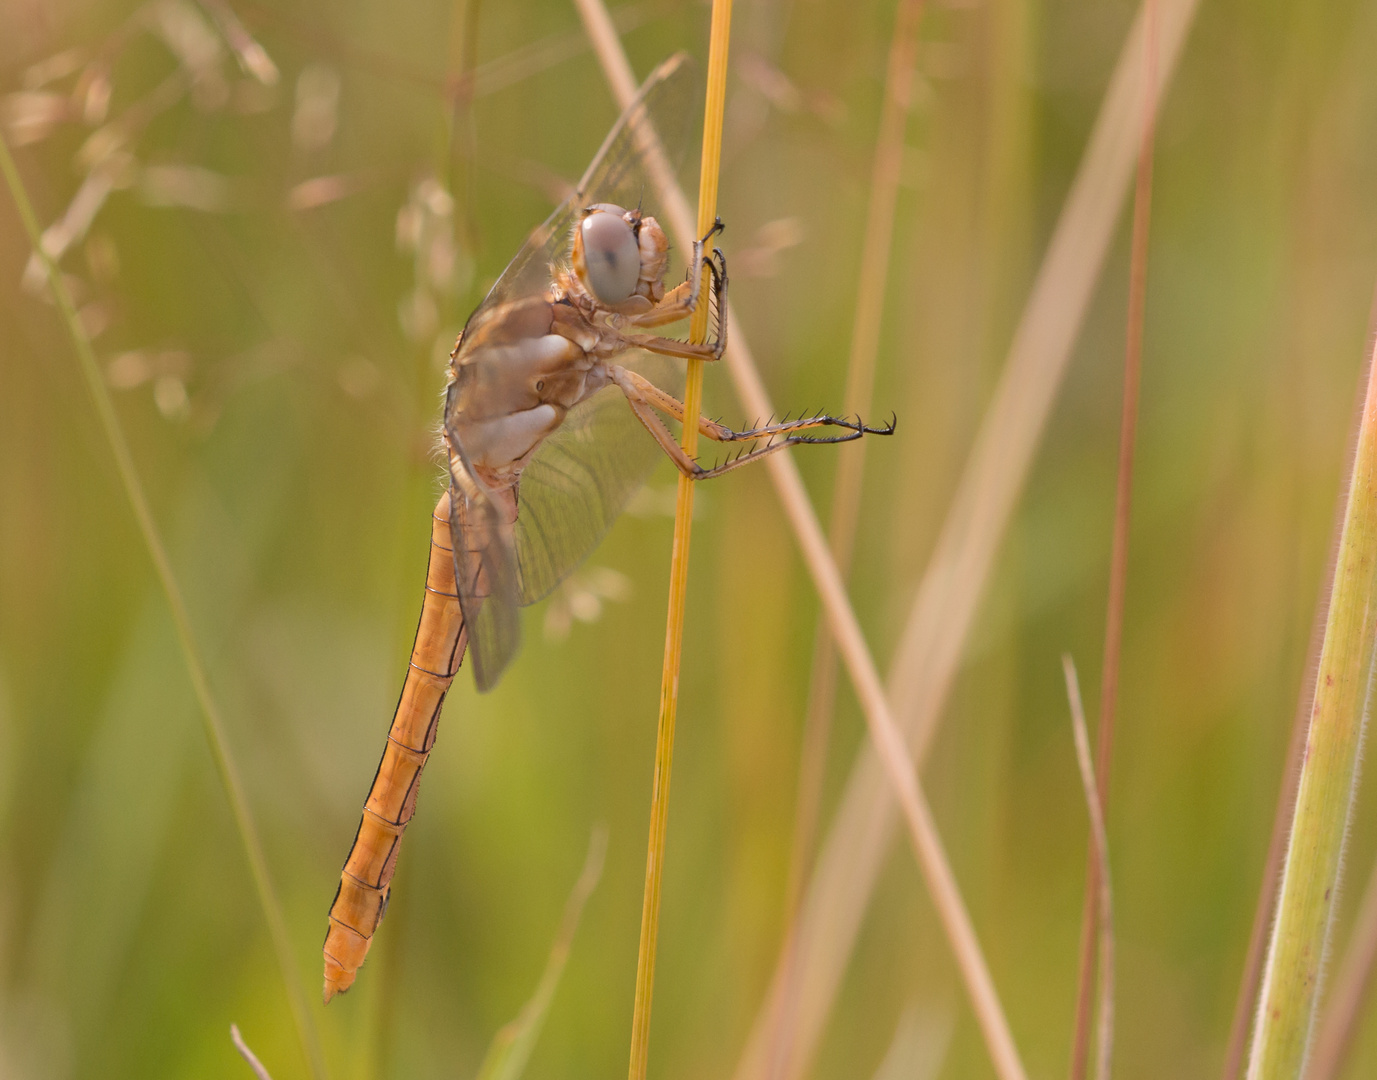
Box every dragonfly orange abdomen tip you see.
[322,490,466,1002]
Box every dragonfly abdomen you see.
[323,492,466,1003]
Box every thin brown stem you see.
[733,4,1200,1077]
[786,0,928,923]
[1069,2,1157,1076]
[776,4,926,1077]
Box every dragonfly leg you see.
[610,365,894,480]
[616,230,728,357]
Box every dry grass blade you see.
[476,827,609,1080]
[573,5,1027,1079]
[734,1,1200,1076]
[230,1024,275,1080]
[1069,2,1158,1074]
[1246,329,1377,1075]
[1063,657,1115,1080]
[0,133,329,1080]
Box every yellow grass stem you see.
[626,5,730,1079]
[574,8,1026,1078]
[1246,336,1377,1075]
[0,133,330,1080]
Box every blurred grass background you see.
[3,0,1377,1077]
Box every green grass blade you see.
[474,827,607,1080]
[1246,342,1377,1077]
[0,131,330,1080]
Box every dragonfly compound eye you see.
[580,209,641,306]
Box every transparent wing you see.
[448,480,521,693]
[476,51,699,315]
[514,353,682,605]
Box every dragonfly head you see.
[572,203,669,312]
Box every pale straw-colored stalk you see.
[0,134,329,1080]
[1063,657,1115,1080]
[572,4,1027,1078]
[1069,2,1157,1074]
[734,1,1200,1075]
[231,1024,277,1080]
[1246,333,1377,1076]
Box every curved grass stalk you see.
[1246,335,1377,1077]
[0,132,330,1080]
[1063,657,1114,1080]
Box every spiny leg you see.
[613,367,892,444]
[618,239,728,359]
[609,367,893,481]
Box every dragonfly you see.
[322,52,894,1003]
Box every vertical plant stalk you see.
[0,136,330,1080]
[1063,658,1115,1080]
[574,9,1028,1078]
[786,0,927,930]
[624,6,732,1080]
[1068,2,1156,1077]
[1245,336,1377,1077]
[775,4,926,1076]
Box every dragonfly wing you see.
[448,477,521,693]
[475,52,699,316]
[514,352,682,605]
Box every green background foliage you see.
[2,0,1376,1076]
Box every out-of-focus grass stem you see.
[1063,657,1114,1080]
[1307,854,1377,1078]
[786,0,927,932]
[1069,1,1156,1076]
[573,6,1027,1078]
[731,4,1200,1077]
[1245,333,1377,1078]
[0,132,330,1080]
[777,2,926,1075]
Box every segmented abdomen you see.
[323,491,465,1003]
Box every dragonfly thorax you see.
[569,203,669,314]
